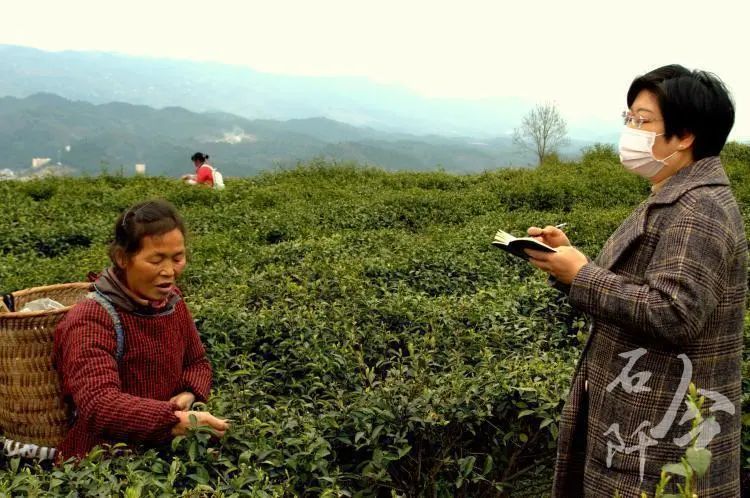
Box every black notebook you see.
[491,229,558,260]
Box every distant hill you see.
[0,44,537,138]
[0,93,555,175]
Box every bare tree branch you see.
[512,102,569,165]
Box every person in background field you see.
[54,199,228,460]
[524,65,745,497]
[182,152,214,187]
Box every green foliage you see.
[580,143,619,166]
[539,151,563,166]
[639,383,713,498]
[720,141,750,166]
[0,158,748,497]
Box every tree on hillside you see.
[512,102,569,165]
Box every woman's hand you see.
[171,410,229,437]
[527,225,571,248]
[525,246,589,285]
[169,391,196,411]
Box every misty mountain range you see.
[0,44,611,175]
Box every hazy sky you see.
[4,0,750,139]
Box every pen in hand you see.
[529,223,567,236]
[525,223,572,257]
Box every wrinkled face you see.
[118,228,186,301]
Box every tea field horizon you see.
[0,143,748,497]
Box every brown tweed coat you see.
[552,156,747,498]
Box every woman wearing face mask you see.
[54,200,229,460]
[524,65,745,496]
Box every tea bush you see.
[0,150,748,497]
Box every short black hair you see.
[626,64,735,160]
[109,199,186,265]
[191,152,209,163]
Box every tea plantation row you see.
[0,144,748,497]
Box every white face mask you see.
[618,126,678,179]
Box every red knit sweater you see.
[53,294,212,459]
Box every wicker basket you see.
[0,282,91,448]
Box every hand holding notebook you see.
[491,224,569,260]
[491,229,558,260]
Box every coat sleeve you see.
[567,195,734,346]
[548,256,591,293]
[178,303,212,403]
[57,304,179,443]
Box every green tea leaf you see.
[686,447,711,477]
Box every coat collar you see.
[645,156,729,207]
[596,156,729,270]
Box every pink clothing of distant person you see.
[195,164,214,187]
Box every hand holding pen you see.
[524,222,588,284]
[526,223,571,248]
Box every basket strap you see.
[87,291,126,362]
[2,293,14,312]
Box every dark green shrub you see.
[0,158,747,497]
[20,180,58,201]
[580,142,619,165]
[721,141,750,165]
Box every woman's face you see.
[627,89,692,182]
[119,228,187,302]
[628,90,680,165]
